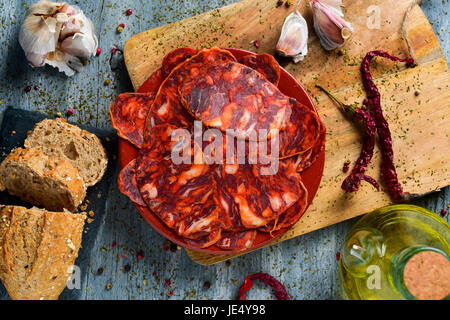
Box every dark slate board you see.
[0,106,118,300]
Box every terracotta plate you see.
[118,48,325,254]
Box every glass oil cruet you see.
[340,204,450,300]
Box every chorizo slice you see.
[136,125,219,236]
[278,98,323,158]
[179,62,292,141]
[215,159,302,229]
[215,230,257,251]
[259,180,308,233]
[162,47,198,78]
[110,92,155,148]
[238,53,281,86]
[184,228,222,249]
[118,159,146,207]
[145,48,236,136]
[295,121,326,172]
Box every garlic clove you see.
[60,33,96,58]
[18,1,97,76]
[311,0,353,51]
[276,9,309,63]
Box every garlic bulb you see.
[276,2,308,63]
[311,0,353,51]
[19,1,98,76]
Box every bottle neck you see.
[391,246,450,300]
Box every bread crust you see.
[0,205,86,300]
[24,118,108,187]
[0,148,86,212]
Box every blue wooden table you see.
[0,0,448,300]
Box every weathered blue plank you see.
[0,0,448,300]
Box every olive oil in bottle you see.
[340,205,450,300]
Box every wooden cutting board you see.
[124,0,450,265]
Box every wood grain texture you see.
[0,0,448,300]
[123,0,450,265]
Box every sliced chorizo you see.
[145,48,236,136]
[117,158,146,207]
[295,121,326,172]
[215,230,257,251]
[179,61,292,141]
[110,92,155,148]
[238,53,281,86]
[259,180,308,233]
[136,125,219,237]
[184,228,222,249]
[162,47,198,78]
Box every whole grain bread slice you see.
[0,205,86,300]
[0,147,86,212]
[24,118,108,187]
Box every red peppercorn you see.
[96,48,102,56]
[168,290,174,297]
[336,252,341,261]
[66,108,74,116]
[119,23,125,28]
[121,253,127,259]
[136,251,144,260]
[441,208,447,216]
[163,243,169,251]
[165,279,171,286]
[126,9,133,16]
[33,85,39,91]
[254,40,260,48]
[152,271,156,277]
[24,85,31,92]
[111,241,117,247]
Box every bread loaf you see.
[0,148,86,212]
[0,205,85,300]
[24,118,108,187]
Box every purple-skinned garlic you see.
[18,1,98,76]
[311,0,353,51]
[276,2,308,63]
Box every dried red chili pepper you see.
[238,272,290,300]
[316,85,379,192]
[361,51,415,202]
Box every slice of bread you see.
[0,148,86,212]
[24,118,108,187]
[0,205,86,300]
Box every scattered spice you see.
[126,9,133,16]
[316,84,379,192]
[136,250,144,260]
[121,253,127,259]
[253,40,260,48]
[165,279,171,286]
[225,260,231,267]
[116,25,124,33]
[336,252,341,261]
[203,281,211,290]
[66,108,74,116]
[124,264,131,272]
[163,243,169,251]
[33,85,39,91]
[361,51,415,202]
[96,48,102,56]
[285,0,293,7]
[56,112,62,117]
[239,272,290,300]
[414,90,420,96]
[24,85,31,92]
[276,0,284,7]
[111,241,117,247]
[168,290,174,297]
[441,208,447,217]
[104,79,110,86]
[111,47,118,54]
[97,267,104,275]
[105,283,112,290]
